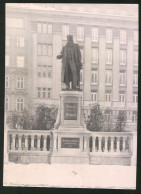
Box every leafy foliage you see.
[34,105,58,130]
[6,110,34,130]
[114,110,127,132]
[103,108,116,132]
[86,104,104,131]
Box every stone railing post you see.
[98,137,102,152]
[116,137,120,152]
[37,136,41,150]
[18,135,22,151]
[25,135,28,150]
[104,136,108,152]
[12,134,16,151]
[92,136,96,152]
[43,135,47,151]
[31,135,35,150]
[53,133,57,151]
[111,137,114,152]
[122,137,126,152]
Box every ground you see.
[3,163,136,189]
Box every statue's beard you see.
[67,40,74,47]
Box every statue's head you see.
[67,35,73,41]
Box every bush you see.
[114,110,127,132]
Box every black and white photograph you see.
[3,3,138,189]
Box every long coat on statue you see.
[58,43,82,86]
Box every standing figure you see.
[57,35,82,90]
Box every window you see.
[5,76,9,88]
[5,97,9,111]
[132,111,137,122]
[16,98,24,111]
[42,23,47,33]
[38,71,41,77]
[6,35,10,46]
[62,25,69,40]
[120,30,126,44]
[104,114,110,121]
[92,48,98,63]
[120,72,126,86]
[48,45,52,56]
[17,36,24,47]
[92,28,98,42]
[43,70,46,77]
[48,70,52,78]
[43,88,46,99]
[134,31,138,45]
[133,94,138,103]
[37,23,42,33]
[47,88,51,99]
[37,44,47,56]
[48,24,52,34]
[37,23,52,34]
[6,18,24,28]
[134,52,138,66]
[17,77,24,89]
[133,74,138,86]
[6,55,9,66]
[37,88,41,98]
[106,29,112,43]
[91,71,98,84]
[77,26,84,41]
[106,49,112,64]
[80,69,83,83]
[105,71,112,85]
[91,92,97,102]
[80,48,84,63]
[105,93,111,102]
[119,94,125,103]
[120,50,126,65]
[17,56,24,67]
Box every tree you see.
[6,110,35,130]
[86,104,104,131]
[103,108,116,132]
[34,105,58,130]
[114,110,127,132]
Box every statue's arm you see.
[57,47,64,59]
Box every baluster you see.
[18,135,22,150]
[105,136,108,152]
[84,136,88,151]
[98,137,102,152]
[37,136,41,150]
[12,134,16,150]
[25,135,28,150]
[31,135,35,150]
[122,137,126,152]
[116,137,120,152]
[92,136,96,152]
[111,137,114,152]
[53,134,57,151]
[129,135,132,153]
[43,135,46,151]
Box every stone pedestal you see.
[51,91,90,164]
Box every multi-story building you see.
[5,4,138,130]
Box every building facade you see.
[5,4,138,130]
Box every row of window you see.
[5,97,24,111]
[83,48,138,66]
[80,70,138,86]
[91,92,138,104]
[61,25,138,44]
[5,49,138,67]
[37,88,52,99]
[6,36,25,47]
[5,77,24,89]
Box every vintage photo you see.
[4,3,138,189]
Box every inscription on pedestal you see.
[64,103,77,120]
[61,138,80,148]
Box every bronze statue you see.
[57,35,82,90]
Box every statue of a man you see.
[57,35,82,90]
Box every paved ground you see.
[3,163,136,189]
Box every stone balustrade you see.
[8,129,52,152]
[89,131,132,154]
